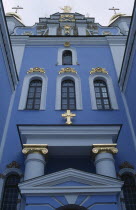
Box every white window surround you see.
[0,168,23,208]
[89,73,118,110]
[18,72,48,110]
[55,73,83,110]
[57,47,78,65]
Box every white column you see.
[92,144,118,178]
[22,144,48,180]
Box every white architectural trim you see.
[55,73,82,110]
[89,73,118,110]
[57,47,77,65]
[18,72,48,110]
[19,168,123,196]
[18,125,120,156]
[11,36,127,46]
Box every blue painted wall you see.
[0,47,12,142]
[124,51,136,135]
[1,42,136,173]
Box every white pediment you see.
[19,168,123,195]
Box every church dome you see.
[109,13,126,24]
[6,12,23,23]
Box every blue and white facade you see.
[0,2,136,209]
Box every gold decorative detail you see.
[92,144,118,155]
[27,67,45,74]
[22,144,48,155]
[119,161,134,169]
[103,31,111,35]
[7,161,20,169]
[62,110,76,125]
[0,174,5,179]
[23,31,32,35]
[90,67,108,74]
[59,14,75,22]
[64,42,70,47]
[64,25,71,35]
[60,6,72,13]
[59,67,77,74]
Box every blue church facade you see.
[0,2,136,210]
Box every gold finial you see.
[62,110,76,125]
[60,6,72,13]
[59,67,77,74]
[27,67,45,74]
[90,67,108,74]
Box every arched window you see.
[61,79,76,110]
[94,80,111,110]
[62,50,72,65]
[26,79,42,110]
[121,173,136,209]
[2,174,20,210]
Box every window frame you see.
[62,50,72,65]
[26,79,42,110]
[1,174,20,210]
[94,80,111,110]
[57,48,78,65]
[18,72,48,110]
[55,73,82,110]
[121,173,136,210]
[61,79,76,110]
[89,73,118,110]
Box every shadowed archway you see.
[56,204,87,210]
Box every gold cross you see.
[62,110,76,125]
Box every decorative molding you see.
[19,168,123,196]
[11,36,127,46]
[59,67,77,74]
[6,161,20,169]
[62,110,76,125]
[90,67,108,74]
[27,67,45,74]
[92,144,118,155]
[64,42,70,47]
[22,144,48,155]
[119,161,134,169]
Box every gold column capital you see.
[92,144,118,155]
[22,144,48,155]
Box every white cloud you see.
[2,0,135,26]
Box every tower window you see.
[2,174,20,210]
[121,173,136,209]
[62,50,72,65]
[26,79,42,110]
[94,80,111,110]
[61,79,76,110]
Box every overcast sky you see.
[3,0,135,26]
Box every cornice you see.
[10,35,126,46]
